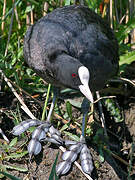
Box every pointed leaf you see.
[63,131,80,141]
[0,171,21,180]
[9,137,18,147]
[49,152,59,180]
[66,101,72,120]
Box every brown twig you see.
[119,77,135,87]
[0,69,35,119]
[8,78,44,107]
[94,95,116,104]
[110,150,135,170]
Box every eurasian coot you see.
[13,5,119,176]
[24,5,119,99]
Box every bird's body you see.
[24,5,119,93]
[13,5,119,176]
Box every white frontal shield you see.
[78,66,94,103]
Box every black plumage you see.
[14,5,120,176]
[24,5,119,94]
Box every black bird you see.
[24,5,119,100]
[13,5,119,176]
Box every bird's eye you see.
[72,73,77,78]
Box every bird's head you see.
[53,54,94,103]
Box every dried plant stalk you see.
[26,2,30,28]
[1,0,6,32]
[43,2,49,16]
[129,0,135,49]
[109,0,113,28]
[14,0,21,29]
[124,8,129,44]
[30,7,34,25]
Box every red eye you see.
[72,73,77,78]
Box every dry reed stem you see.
[14,0,21,29]
[26,2,30,28]
[124,8,129,44]
[110,0,113,28]
[1,0,6,32]
[43,2,49,16]
[30,7,34,25]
